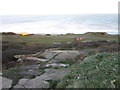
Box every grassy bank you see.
[56,52,119,88]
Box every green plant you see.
[56,52,119,88]
[47,80,60,89]
[2,65,23,86]
[59,58,77,65]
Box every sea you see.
[0,14,118,34]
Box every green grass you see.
[56,52,119,88]
[59,58,77,66]
[2,35,73,46]
[47,80,60,89]
[2,34,118,46]
[2,65,23,86]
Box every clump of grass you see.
[2,65,23,86]
[59,58,77,66]
[47,80,60,89]
[56,52,119,88]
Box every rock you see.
[14,78,29,88]
[38,68,70,81]
[19,65,40,71]
[59,64,69,67]
[1,76,12,89]
[24,79,49,88]
[45,63,69,67]
[15,50,80,63]
[14,51,44,59]
[19,64,44,78]
[41,50,80,63]
[15,57,49,63]
[20,70,44,77]
[54,50,80,60]
[48,50,80,63]
[23,57,49,62]
[14,55,21,59]
[41,51,61,60]
[0,76,2,90]
[14,78,49,88]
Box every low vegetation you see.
[56,52,119,88]
[1,32,119,88]
[2,65,23,86]
[2,41,47,69]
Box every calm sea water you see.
[0,14,118,34]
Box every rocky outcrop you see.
[39,68,70,81]
[14,51,45,62]
[1,76,12,89]
[12,49,79,89]
[14,50,80,63]
[14,68,69,88]
[14,78,49,88]
[14,78,29,88]
[15,57,49,63]
[47,50,80,63]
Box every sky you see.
[0,0,118,34]
[0,0,118,15]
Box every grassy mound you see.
[56,52,119,88]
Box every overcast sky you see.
[0,0,118,15]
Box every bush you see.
[45,34,51,36]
